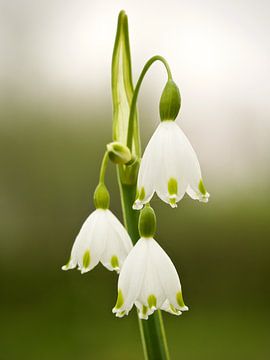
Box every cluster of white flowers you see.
[62,110,209,320]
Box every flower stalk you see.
[98,151,109,184]
[126,55,173,151]
[112,10,171,360]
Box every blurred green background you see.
[1,0,270,359]
[1,104,269,360]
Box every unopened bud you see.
[107,142,132,164]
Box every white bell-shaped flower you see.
[62,209,133,273]
[112,237,188,319]
[62,183,133,273]
[113,205,188,319]
[133,120,209,210]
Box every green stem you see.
[99,151,109,183]
[112,11,171,360]
[126,55,172,151]
[117,170,170,360]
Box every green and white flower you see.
[113,237,188,319]
[133,120,209,209]
[62,209,133,273]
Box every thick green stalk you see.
[117,170,170,360]
[112,10,170,360]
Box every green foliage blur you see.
[1,104,269,360]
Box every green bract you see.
[107,141,132,164]
[93,183,110,209]
[112,11,140,157]
[159,79,181,121]
[139,205,157,238]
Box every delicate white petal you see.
[137,239,166,308]
[134,120,209,208]
[113,239,148,315]
[161,300,182,315]
[135,301,155,320]
[186,185,210,203]
[133,124,163,209]
[100,210,133,271]
[61,258,76,271]
[76,210,106,273]
[62,209,132,274]
[151,238,185,311]
[172,123,201,186]
[155,123,187,206]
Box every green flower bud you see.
[93,183,110,209]
[107,141,132,165]
[159,79,181,121]
[138,205,156,238]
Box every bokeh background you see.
[1,0,270,359]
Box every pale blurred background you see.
[1,0,270,359]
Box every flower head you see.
[113,204,188,319]
[62,183,132,273]
[112,237,188,319]
[133,120,209,209]
[62,208,133,273]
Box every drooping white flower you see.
[112,237,188,319]
[62,208,133,273]
[133,120,209,210]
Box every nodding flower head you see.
[133,120,209,210]
[62,184,133,274]
[112,237,188,319]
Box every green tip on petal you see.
[169,197,177,208]
[142,305,148,316]
[115,290,124,309]
[138,187,145,201]
[83,250,91,269]
[176,291,186,308]
[118,310,126,317]
[198,179,207,195]
[62,256,71,270]
[168,177,178,195]
[111,255,119,269]
[148,295,157,309]
[170,304,181,315]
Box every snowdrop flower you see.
[62,183,133,273]
[133,79,209,210]
[113,205,188,319]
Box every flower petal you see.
[113,238,148,315]
[137,239,166,308]
[133,124,163,209]
[151,238,188,311]
[100,210,133,271]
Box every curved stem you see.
[126,55,172,150]
[99,151,109,183]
